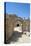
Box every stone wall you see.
[5,14,23,43]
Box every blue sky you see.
[6,2,30,19]
[30,4,31,20]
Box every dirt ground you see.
[8,31,31,44]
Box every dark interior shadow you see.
[6,31,23,44]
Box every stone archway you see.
[14,21,22,32]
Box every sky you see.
[6,2,30,19]
[30,4,31,20]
